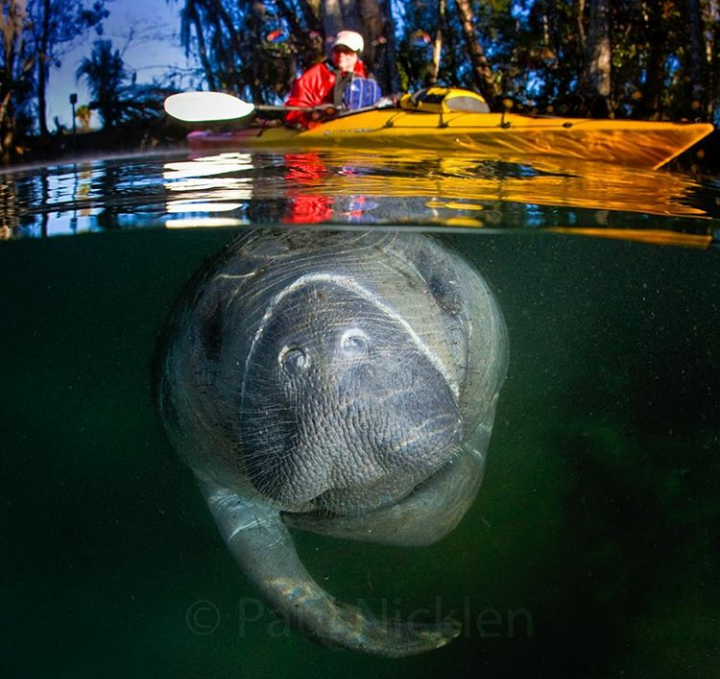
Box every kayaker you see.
[285,30,382,129]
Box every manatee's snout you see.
[238,282,463,514]
[307,383,464,514]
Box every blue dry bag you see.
[344,78,382,110]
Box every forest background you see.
[1,0,719,163]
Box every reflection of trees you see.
[92,162,124,232]
[0,168,50,237]
[5,149,716,241]
[0,175,20,239]
[0,159,142,238]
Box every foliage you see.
[27,0,109,136]
[75,39,171,129]
[75,103,92,130]
[0,0,34,159]
[76,39,128,128]
[167,0,720,121]
[4,0,720,161]
[0,0,108,159]
[174,0,325,103]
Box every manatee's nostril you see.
[340,329,369,356]
[279,346,309,372]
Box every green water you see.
[1,150,719,677]
[2,229,718,678]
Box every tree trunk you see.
[339,0,362,30]
[383,0,400,93]
[586,0,611,98]
[358,0,383,72]
[576,0,586,52]
[643,31,666,116]
[427,0,447,86]
[36,0,52,137]
[294,0,323,33]
[706,0,720,118]
[1,0,34,160]
[637,1,666,119]
[685,0,706,117]
[453,0,498,103]
[320,0,361,42]
[189,6,217,90]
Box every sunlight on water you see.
[1,149,720,243]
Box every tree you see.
[75,103,92,130]
[27,0,108,137]
[686,0,707,115]
[173,0,399,100]
[0,0,34,160]
[75,39,128,128]
[427,0,447,86]
[75,39,172,129]
[172,0,720,123]
[585,0,611,114]
[453,0,500,103]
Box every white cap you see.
[333,30,364,53]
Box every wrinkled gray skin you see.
[155,230,508,657]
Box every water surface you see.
[2,148,720,240]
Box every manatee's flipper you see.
[197,478,462,657]
[283,443,486,547]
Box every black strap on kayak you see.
[334,71,353,109]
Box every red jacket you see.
[285,60,369,129]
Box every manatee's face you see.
[234,280,463,515]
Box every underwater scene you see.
[1,149,719,678]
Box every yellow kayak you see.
[186,88,714,170]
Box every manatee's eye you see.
[340,329,369,356]
[429,278,444,297]
[279,346,309,372]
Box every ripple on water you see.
[1,148,718,242]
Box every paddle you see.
[164,90,396,123]
[164,91,343,123]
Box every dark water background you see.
[1,149,719,678]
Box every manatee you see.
[154,229,508,656]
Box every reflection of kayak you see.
[164,148,709,221]
[186,89,713,169]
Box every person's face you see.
[332,46,359,73]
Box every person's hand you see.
[375,94,400,109]
[310,106,338,122]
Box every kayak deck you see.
[187,109,714,169]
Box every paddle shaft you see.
[164,90,395,123]
[256,103,336,113]
[258,102,393,117]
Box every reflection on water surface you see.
[2,149,720,243]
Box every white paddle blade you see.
[164,92,256,122]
